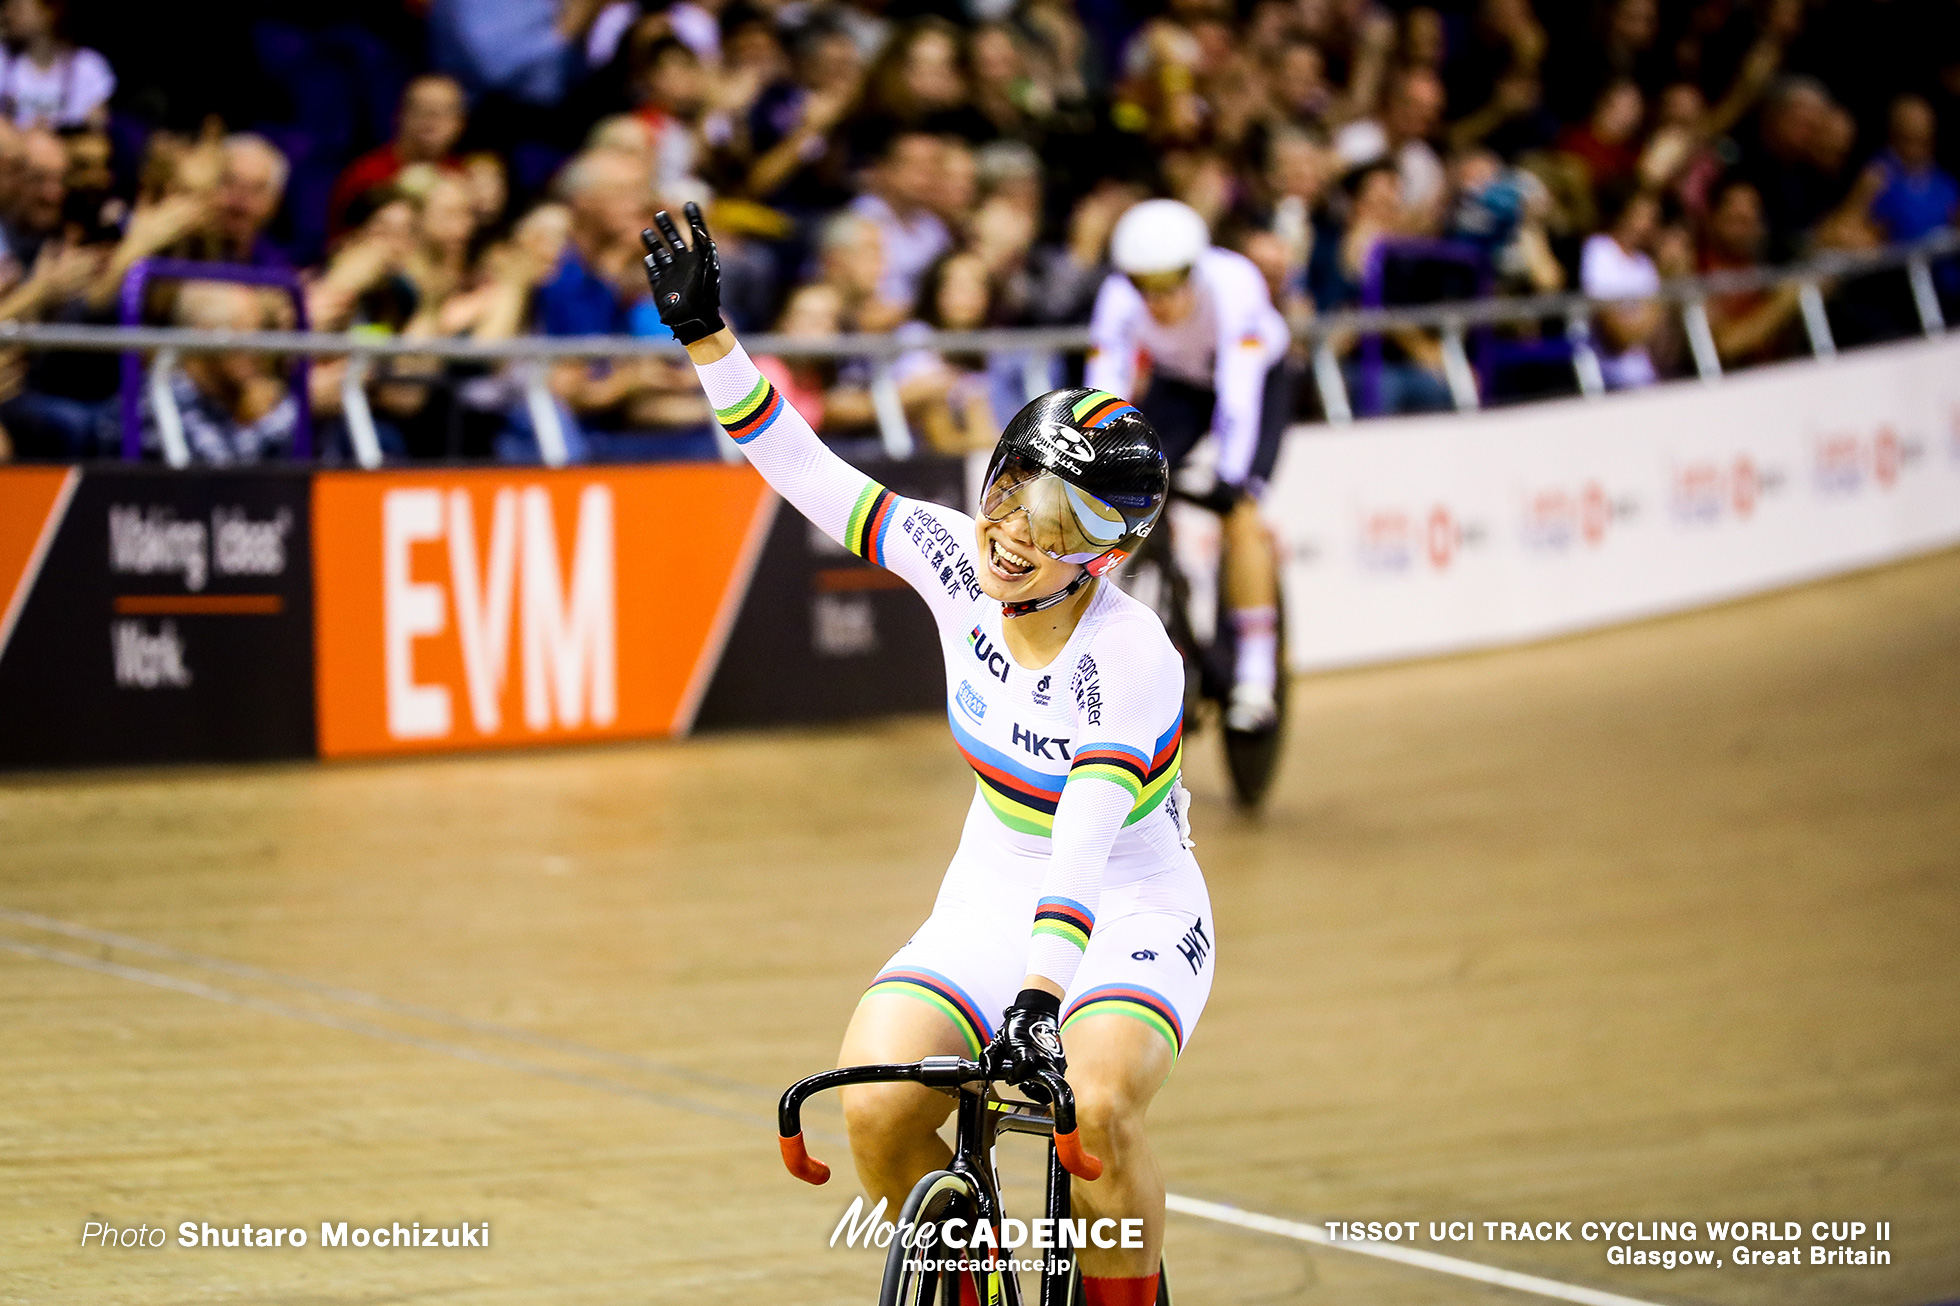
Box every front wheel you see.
[879,1170,986,1306]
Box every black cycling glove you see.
[985,988,1068,1090]
[640,202,725,346]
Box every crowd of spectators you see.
[0,0,1956,463]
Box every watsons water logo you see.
[109,504,294,591]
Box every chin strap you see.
[1000,565,1095,618]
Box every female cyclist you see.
[644,205,1214,1306]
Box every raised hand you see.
[640,202,725,346]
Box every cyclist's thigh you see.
[1137,378,1216,472]
[1061,857,1216,1068]
[847,853,1031,1064]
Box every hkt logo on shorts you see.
[966,624,1010,682]
[313,467,770,757]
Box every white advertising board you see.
[1263,335,1960,670]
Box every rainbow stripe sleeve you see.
[713,374,786,444]
[1067,742,1149,803]
[1031,895,1094,953]
[1066,711,1184,826]
[845,481,901,567]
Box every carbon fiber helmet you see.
[980,388,1168,613]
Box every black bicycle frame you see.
[778,1055,1092,1306]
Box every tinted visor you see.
[980,452,1129,564]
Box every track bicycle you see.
[1116,485,1289,809]
[779,1051,1165,1306]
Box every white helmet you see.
[1110,199,1209,276]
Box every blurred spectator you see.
[461,152,511,232]
[3,127,64,266]
[211,136,292,268]
[896,250,999,452]
[534,147,709,460]
[1581,187,1663,388]
[329,75,469,238]
[429,0,609,108]
[0,0,113,130]
[813,210,903,333]
[1737,75,1842,259]
[849,130,950,322]
[1699,177,1802,367]
[856,18,989,143]
[1334,68,1448,231]
[1556,79,1645,208]
[142,283,296,465]
[1863,96,1958,246]
[754,282,842,430]
[1314,161,1453,414]
[1267,41,1334,127]
[745,23,863,213]
[1449,147,1563,294]
[629,39,711,203]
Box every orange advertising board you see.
[312,466,774,758]
[0,467,78,661]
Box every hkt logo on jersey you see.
[313,467,770,757]
[966,624,1011,682]
[1353,503,1481,573]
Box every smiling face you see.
[973,510,1086,606]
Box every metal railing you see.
[0,230,1952,467]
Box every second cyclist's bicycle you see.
[1117,485,1289,809]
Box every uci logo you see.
[1039,422,1096,463]
[967,625,1010,683]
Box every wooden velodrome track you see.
[4,549,1957,1306]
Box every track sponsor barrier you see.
[0,459,963,769]
[1263,335,1960,670]
[0,466,315,767]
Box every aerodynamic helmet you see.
[979,388,1168,614]
[1109,198,1209,277]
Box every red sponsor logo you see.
[1673,457,1784,524]
[1355,503,1479,573]
[1873,425,1900,489]
[1520,480,1618,553]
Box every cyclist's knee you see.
[1067,1074,1146,1158]
[842,1080,947,1156]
